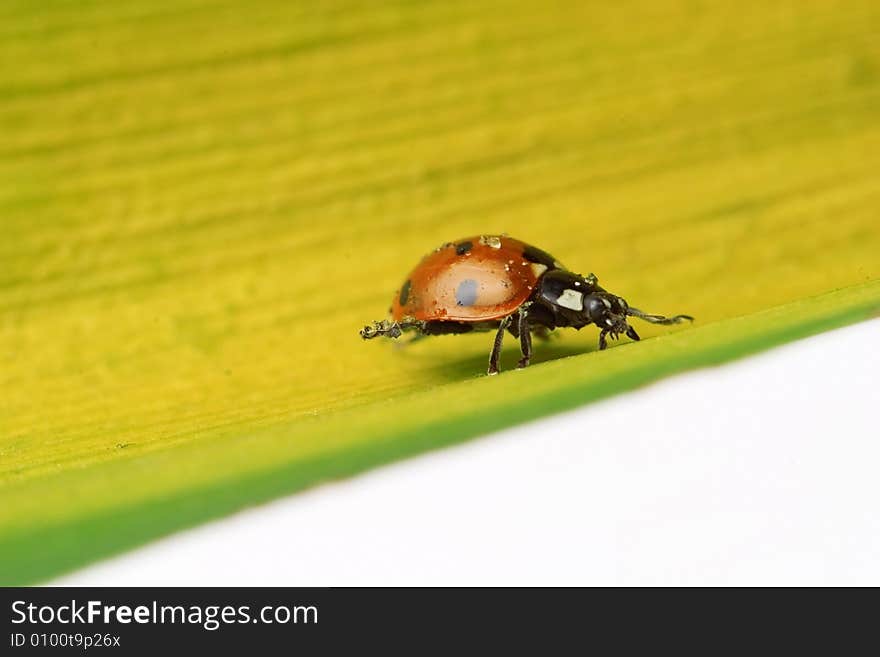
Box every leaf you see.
[1,0,879,583]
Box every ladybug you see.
[360,235,693,375]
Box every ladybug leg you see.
[598,328,609,351]
[516,307,532,369]
[487,316,512,376]
[360,319,425,340]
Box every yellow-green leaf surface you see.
[2,0,879,584]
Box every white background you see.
[57,318,879,586]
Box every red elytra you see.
[390,235,562,322]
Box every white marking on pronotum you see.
[479,235,502,249]
[530,263,548,278]
[557,288,584,311]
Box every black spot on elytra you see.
[522,244,559,268]
[399,280,412,306]
[455,241,473,255]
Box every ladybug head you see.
[584,291,694,345]
[584,292,638,340]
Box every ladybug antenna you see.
[626,307,694,325]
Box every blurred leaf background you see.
[1,0,879,583]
